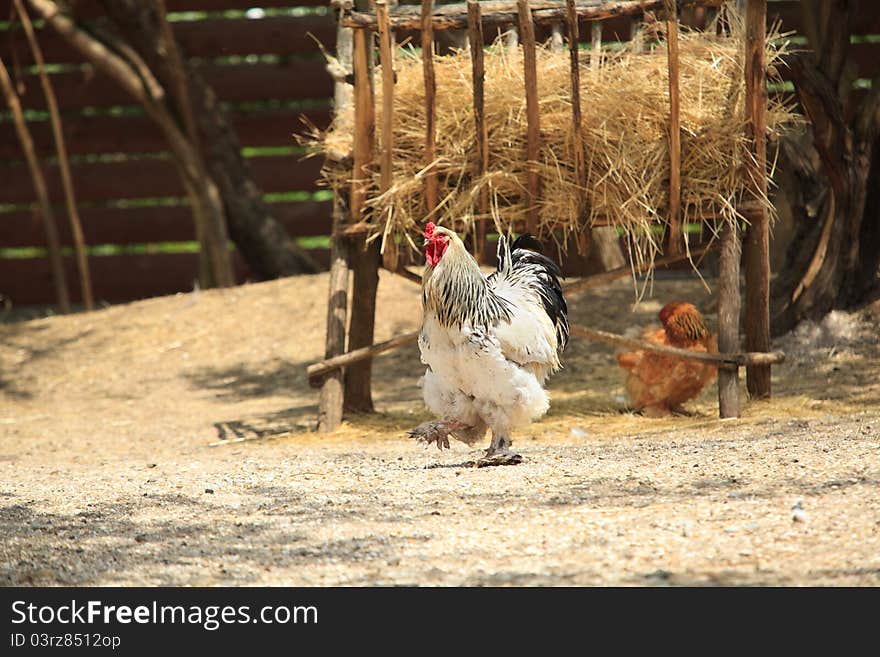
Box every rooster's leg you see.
[407,420,469,451]
[478,432,523,467]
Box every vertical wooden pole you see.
[664,0,682,256]
[717,218,741,418]
[318,17,355,432]
[350,28,375,222]
[467,0,489,259]
[344,0,380,415]
[0,56,70,314]
[517,0,541,236]
[630,14,643,52]
[506,28,519,55]
[567,0,589,258]
[421,0,438,217]
[566,0,584,204]
[376,0,398,272]
[585,18,625,270]
[345,239,380,414]
[591,20,601,75]
[15,0,93,311]
[743,0,771,399]
[550,22,564,51]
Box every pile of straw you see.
[313,11,797,269]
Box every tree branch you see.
[787,53,848,198]
[0,55,70,312]
[14,0,93,310]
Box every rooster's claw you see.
[407,420,464,450]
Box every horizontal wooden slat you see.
[12,60,331,110]
[0,154,324,203]
[2,16,335,64]
[0,248,331,305]
[0,200,332,247]
[0,107,331,159]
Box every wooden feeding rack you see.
[311,0,783,432]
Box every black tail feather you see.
[497,233,569,353]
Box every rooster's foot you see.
[408,420,468,451]
[476,451,523,468]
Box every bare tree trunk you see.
[188,76,320,278]
[28,0,235,288]
[770,1,880,335]
[97,0,319,280]
[30,0,317,285]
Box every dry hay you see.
[310,8,799,272]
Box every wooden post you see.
[318,16,355,432]
[350,24,375,222]
[345,0,382,414]
[550,22,564,50]
[421,0,438,216]
[717,217,741,418]
[376,0,398,272]
[585,18,626,271]
[517,0,541,235]
[591,20,601,74]
[566,0,584,217]
[664,0,682,255]
[467,0,489,259]
[345,239,381,413]
[630,14,643,52]
[743,0,771,399]
[506,27,519,54]
[318,229,351,431]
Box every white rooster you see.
[408,222,569,466]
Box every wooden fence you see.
[0,0,877,305]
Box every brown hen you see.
[616,301,718,417]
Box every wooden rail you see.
[340,0,724,30]
[569,324,785,368]
[307,319,785,385]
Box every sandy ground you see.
[1,270,879,586]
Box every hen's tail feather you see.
[494,233,570,353]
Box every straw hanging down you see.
[314,7,797,278]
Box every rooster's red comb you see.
[424,222,437,239]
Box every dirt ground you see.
[1,270,879,586]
